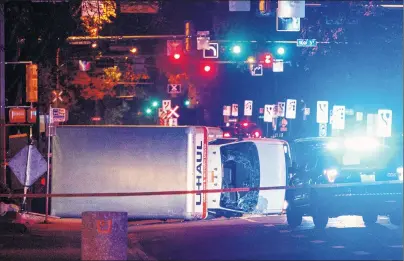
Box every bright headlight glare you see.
[326,141,339,150]
[344,137,380,151]
[324,168,338,183]
[397,167,403,181]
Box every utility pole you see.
[0,3,6,185]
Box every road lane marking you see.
[279,230,291,233]
[241,218,259,223]
[291,234,306,238]
[353,251,370,255]
[388,245,403,248]
[310,240,325,244]
[264,224,274,227]
[331,246,345,249]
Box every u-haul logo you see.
[194,130,207,218]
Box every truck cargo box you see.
[51,126,208,220]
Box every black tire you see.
[362,213,378,226]
[389,211,403,226]
[286,207,303,228]
[313,212,328,229]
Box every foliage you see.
[103,100,130,125]
[80,0,117,36]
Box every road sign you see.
[296,39,317,47]
[197,31,210,50]
[51,108,67,123]
[276,16,300,32]
[277,102,285,117]
[259,108,264,114]
[377,109,392,137]
[277,0,305,18]
[223,106,231,116]
[316,101,329,123]
[356,112,363,121]
[280,118,288,132]
[319,123,327,137]
[332,105,346,130]
[366,114,377,136]
[231,104,239,117]
[285,99,297,119]
[167,105,180,118]
[167,84,181,94]
[167,40,183,56]
[251,64,263,76]
[229,0,251,11]
[162,100,171,111]
[244,100,253,116]
[264,105,275,123]
[203,42,219,58]
[8,145,47,187]
[273,60,284,72]
[169,118,178,127]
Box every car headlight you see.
[324,168,338,183]
[397,166,403,181]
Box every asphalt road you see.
[0,215,402,260]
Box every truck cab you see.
[207,138,291,218]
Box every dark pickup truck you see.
[286,136,403,229]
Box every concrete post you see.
[81,211,128,260]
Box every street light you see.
[130,47,138,54]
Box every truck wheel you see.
[362,213,378,226]
[313,212,328,229]
[389,211,403,226]
[286,206,303,228]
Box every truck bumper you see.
[292,181,403,217]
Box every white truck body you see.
[207,138,291,215]
[51,125,208,220]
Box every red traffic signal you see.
[264,53,272,64]
[173,53,181,60]
[204,65,211,72]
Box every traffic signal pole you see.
[0,4,6,185]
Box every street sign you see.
[276,16,300,32]
[285,99,297,119]
[162,100,171,111]
[319,123,327,137]
[8,145,47,187]
[79,60,91,71]
[244,100,253,116]
[356,112,363,121]
[231,104,239,117]
[264,105,275,123]
[280,118,288,132]
[203,42,219,59]
[167,106,180,118]
[229,0,251,11]
[277,102,285,117]
[316,101,329,123]
[259,108,264,114]
[304,107,310,116]
[332,105,346,130]
[223,106,231,116]
[169,118,178,127]
[167,84,181,94]
[251,64,263,76]
[197,31,210,50]
[51,108,67,123]
[377,109,392,137]
[273,60,284,72]
[277,0,305,18]
[296,39,317,47]
[367,114,377,136]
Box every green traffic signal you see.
[184,100,190,106]
[277,47,285,55]
[232,45,241,54]
[145,108,152,114]
[151,101,159,107]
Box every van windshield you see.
[220,142,260,212]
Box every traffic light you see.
[26,64,38,103]
[173,53,181,60]
[232,45,241,54]
[184,99,190,106]
[151,100,159,108]
[277,47,285,56]
[204,65,211,72]
[145,108,152,115]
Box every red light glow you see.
[204,65,211,72]
[242,122,249,127]
[254,131,260,138]
[223,132,231,138]
[174,53,181,59]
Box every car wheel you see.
[362,213,378,226]
[313,211,328,229]
[286,206,303,228]
[389,211,403,226]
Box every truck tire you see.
[389,211,403,226]
[286,206,303,228]
[313,212,328,229]
[362,213,378,226]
